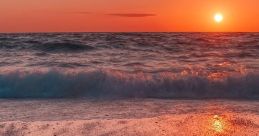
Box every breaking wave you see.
[0,33,259,99]
[0,70,258,99]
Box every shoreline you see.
[0,99,258,135]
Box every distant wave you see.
[0,41,94,53]
[39,42,94,52]
[0,70,258,99]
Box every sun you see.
[214,13,223,23]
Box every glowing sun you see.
[214,13,223,23]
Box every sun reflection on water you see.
[212,115,224,133]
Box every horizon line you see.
[1,31,259,34]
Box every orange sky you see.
[1,0,259,32]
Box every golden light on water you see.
[174,103,257,135]
[167,108,256,136]
[212,115,224,133]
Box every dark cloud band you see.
[107,13,156,17]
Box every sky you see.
[0,0,259,32]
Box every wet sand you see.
[0,99,258,136]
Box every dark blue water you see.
[0,33,258,99]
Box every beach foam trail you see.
[0,70,258,99]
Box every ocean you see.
[0,32,258,99]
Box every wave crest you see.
[0,70,258,99]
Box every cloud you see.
[67,12,156,18]
[107,13,156,17]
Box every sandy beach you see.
[0,99,258,136]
